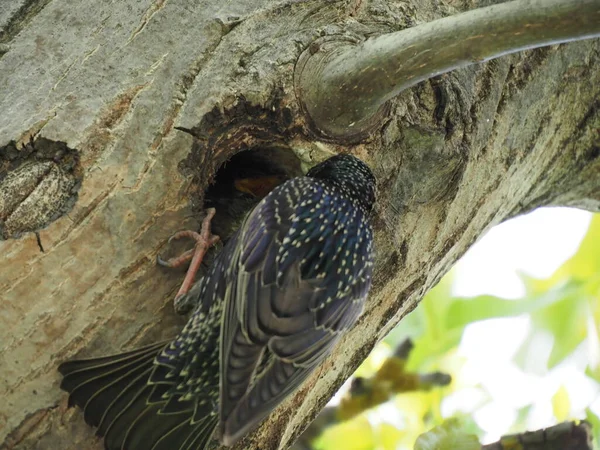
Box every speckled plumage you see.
[58,153,376,450]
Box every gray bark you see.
[295,0,600,138]
[0,1,598,450]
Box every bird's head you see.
[306,153,377,213]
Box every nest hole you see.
[204,144,303,241]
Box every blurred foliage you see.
[552,385,571,422]
[315,213,600,450]
[414,418,480,450]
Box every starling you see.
[58,153,377,449]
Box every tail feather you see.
[86,359,154,427]
[182,416,219,450]
[123,399,192,449]
[58,341,219,449]
[104,384,155,449]
[59,341,167,384]
[151,415,219,450]
[59,342,218,450]
[151,414,198,450]
[58,342,167,425]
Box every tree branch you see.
[292,339,451,450]
[482,421,593,450]
[295,0,600,139]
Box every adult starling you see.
[58,153,377,449]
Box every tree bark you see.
[295,0,600,138]
[0,1,598,450]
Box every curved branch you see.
[295,0,600,139]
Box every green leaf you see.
[552,386,571,421]
[531,289,589,368]
[445,283,582,332]
[378,423,404,450]
[407,327,464,371]
[585,361,600,385]
[445,294,535,329]
[395,273,472,371]
[552,215,600,282]
[414,418,480,450]
[513,404,533,431]
[585,409,600,448]
[384,310,425,348]
[315,416,375,450]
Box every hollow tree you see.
[0,0,599,449]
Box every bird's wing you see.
[219,177,374,443]
[148,226,244,414]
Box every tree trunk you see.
[0,1,598,449]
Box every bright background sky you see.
[449,206,596,443]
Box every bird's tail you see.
[58,342,218,450]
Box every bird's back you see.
[218,174,375,444]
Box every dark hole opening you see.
[204,145,303,241]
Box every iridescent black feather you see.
[58,153,376,449]
[218,154,376,444]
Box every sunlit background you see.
[452,208,596,442]
[313,207,600,450]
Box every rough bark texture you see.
[0,1,598,450]
[295,0,600,138]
